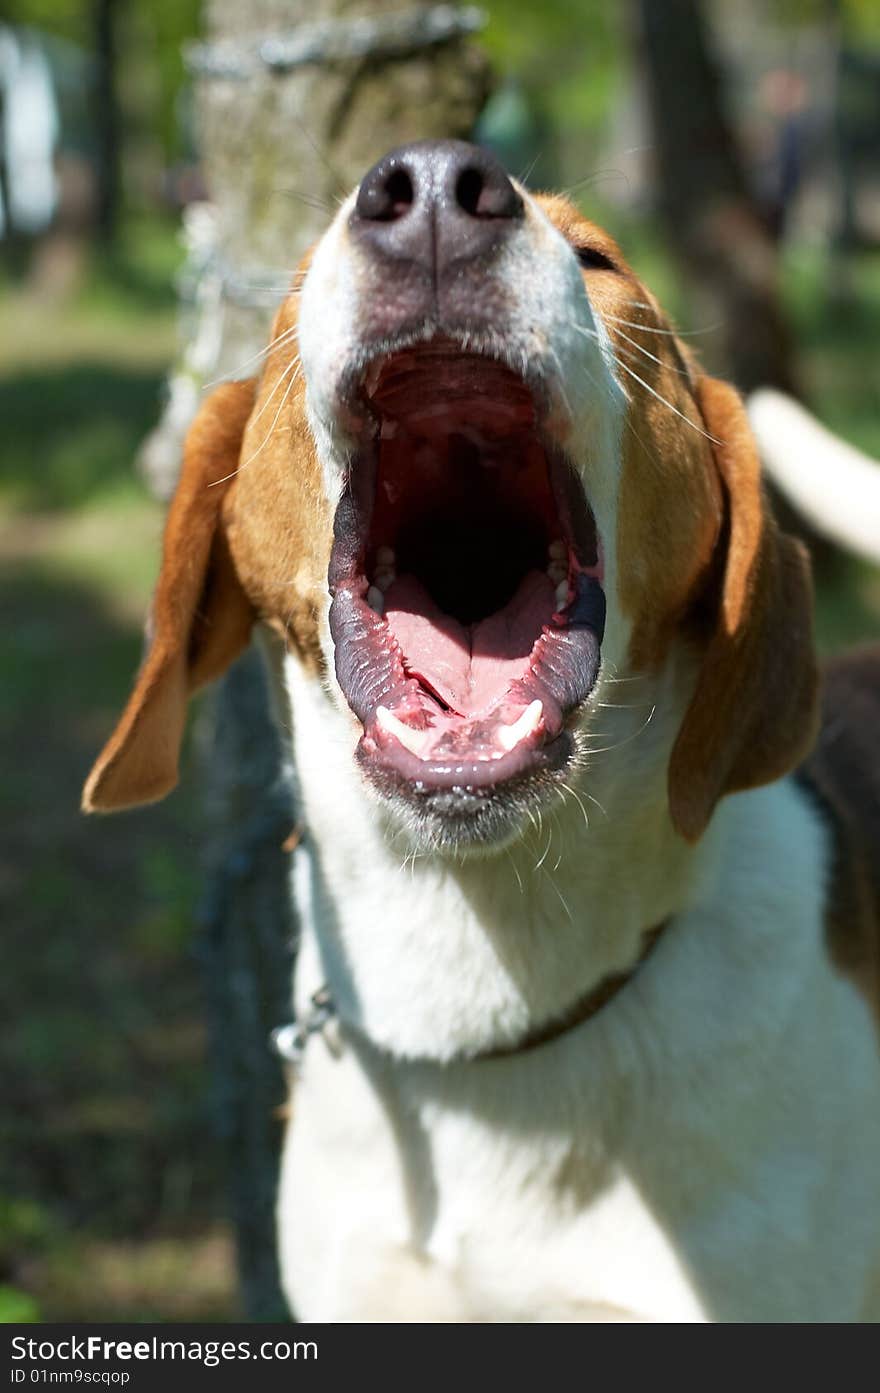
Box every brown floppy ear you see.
[668,376,819,841]
[83,380,257,813]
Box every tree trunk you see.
[632,0,798,396]
[93,0,121,245]
[190,0,490,1320]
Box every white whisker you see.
[543,871,573,924]
[560,781,590,834]
[275,187,336,216]
[594,699,652,709]
[208,358,301,487]
[583,705,657,756]
[203,324,300,388]
[246,351,301,432]
[535,826,554,872]
[612,327,693,379]
[614,358,721,445]
[517,152,541,186]
[605,312,720,338]
[505,848,525,895]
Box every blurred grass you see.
[0,220,238,1323]
[1,207,877,1324]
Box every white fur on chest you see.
[278,667,880,1321]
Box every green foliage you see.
[0,1197,56,1265]
[7,0,202,165]
[739,0,878,39]
[139,0,202,161]
[483,0,622,131]
[4,0,86,44]
[782,244,880,459]
[0,1286,40,1323]
[844,0,880,39]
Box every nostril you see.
[454,158,523,220]
[456,166,486,217]
[356,162,415,222]
[383,169,414,220]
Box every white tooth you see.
[367,585,384,615]
[375,546,396,566]
[547,562,567,584]
[498,700,543,752]
[548,539,567,560]
[376,705,429,757]
[374,567,396,592]
[555,580,569,608]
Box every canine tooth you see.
[548,539,567,560]
[367,585,385,615]
[374,567,396,592]
[375,546,395,566]
[498,700,543,752]
[555,580,569,608]
[376,705,429,756]
[547,562,567,585]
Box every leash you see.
[271,922,667,1070]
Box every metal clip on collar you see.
[271,987,336,1070]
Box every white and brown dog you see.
[84,141,880,1322]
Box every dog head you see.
[83,140,817,852]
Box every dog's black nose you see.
[351,140,523,277]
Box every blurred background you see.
[1,0,878,1323]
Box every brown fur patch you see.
[82,380,257,811]
[223,298,332,674]
[667,378,818,839]
[798,648,880,1021]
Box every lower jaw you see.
[356,727,578,852]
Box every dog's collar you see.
[272,923,667,1069]
[478,921,667,1061]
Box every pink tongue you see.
[384,570,555,716]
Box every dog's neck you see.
[283,652,717,1062]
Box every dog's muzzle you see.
[306,142,608,845]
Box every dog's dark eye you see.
[575,246,617,273]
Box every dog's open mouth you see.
[328,341,605,797]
